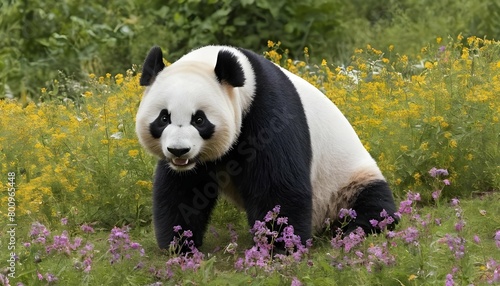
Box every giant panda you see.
[135,45,398,250]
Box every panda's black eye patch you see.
[191,110,215,140]
[150,109,170,138]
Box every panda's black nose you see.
[167,147,190,157]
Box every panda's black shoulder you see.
[236,48,297,95]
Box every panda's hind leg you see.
[343,180,398,235]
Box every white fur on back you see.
[281,68,385,232]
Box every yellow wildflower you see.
[128,149,139,157]
[115,73,124,85]
[449,139,458,148]
[420,142,429,150]
[461,47,469,59]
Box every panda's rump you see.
[281,68,385,231]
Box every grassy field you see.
[1,36,499,285]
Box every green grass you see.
[2,193,499,285]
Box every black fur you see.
[225,48,313,244]
[214,50,246,87]
[149,109,170,139]
[191,110,215,140]
[343,180,398,235]
[140,46,165,86]
[153,160,219,250]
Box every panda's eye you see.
[161,114,169,123]
[194,116,204,125]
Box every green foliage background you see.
[1,0,500,99]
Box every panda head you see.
[135,46,249,171]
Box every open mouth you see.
[170,158,196,169]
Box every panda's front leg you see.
[152,160,219,251]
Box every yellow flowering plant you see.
[0,68,155,225]
[1,36,499,226]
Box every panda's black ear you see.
[140,46,165,86]
[214,50,245,87]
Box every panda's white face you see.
[136,62,240,172]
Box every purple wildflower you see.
[0,273,9,286]
[36,272,58,284]
[45,273,58,283]
[61,217,68,225]
[429,167,449,178]
[367,242,395,267]
[343,227,366,252]
[237,207,312,272]
[277,217,288,225]
[445,273,455,286]
[272,205,281,214]
[30,222,50,244]
[454,220,465,232]
[401,227,419,244]
[108,226,145,264]
[443,234,465,259]
[375,209,395,230]
[234,258,244,270]
[173,225,182,233]
[163,228,205,278]
[339,208,357,219]
[45,231,82,254]
[398,200,413,215]
[451,198,460,206]
[183,230,193,238]
[291,277,303,286]
[432,190,441,200]
[473,235,481,244]
[264,211,274,222]
[408,192,421,201]
[81,224,95,233]
[487,259,500,283]
[443,179,451,185]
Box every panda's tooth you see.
[173,158,189,166]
